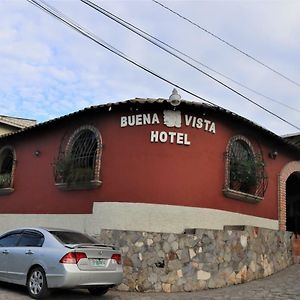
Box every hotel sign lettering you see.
[120,110,216,146]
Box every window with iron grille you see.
[0,146,15,191]
[54,126,102,190]
[224,136,267,202]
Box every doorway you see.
[286,172,300,234]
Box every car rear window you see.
[50,231,97,244]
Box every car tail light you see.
[111,253,122,264]
[60,252,87,264]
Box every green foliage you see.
[230,154,265,194]
[0,173,11,188]
[55,156,94,185]
[65,167,94,184]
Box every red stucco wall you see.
[0,103,297,220]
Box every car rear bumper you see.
[47,264,123,288]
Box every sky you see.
[0,0,300,136]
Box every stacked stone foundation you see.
[97,226,294,292]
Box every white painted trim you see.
[0,214,88,234]
[88,202,278,234]
[0,202,278,235]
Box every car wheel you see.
[88,286,109,296]
[27,266,49,299]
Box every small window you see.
[0,146,15,192]
[18,231,44,247]
[224,136,267,202]
[229,139,257,193]
[0,232,22,247]
[69,129,98,180]
[54,126,102,190]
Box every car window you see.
[50,231,97,244]
[18,231,44,247]
[0,233,22,247]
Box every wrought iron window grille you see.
[54,128,102,190]
[224,137,268,201]
[0,146,16,194]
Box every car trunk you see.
[70,245,121,271]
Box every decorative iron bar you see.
[228,140,268,197]
[54,129,99,185]
[0,149,13,188]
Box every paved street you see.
[1,264,300,299]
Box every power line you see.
[26,0,300,131]
[26,0,217,108]
[152,0,300,89]
[80,0,300,114]
[80,0,300,130]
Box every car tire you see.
[88,286,109,296]
[27,266,50,299]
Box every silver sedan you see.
[0,227,123,299]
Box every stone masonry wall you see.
[97,226,294,292]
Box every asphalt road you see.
[1,264,300,299]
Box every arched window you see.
[224,136,267,202]
[0,146,16,193]
[54,126,102,190]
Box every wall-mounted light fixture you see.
[34,150,41,157]
[269,149,278,159]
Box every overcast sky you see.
[1,0,300,136]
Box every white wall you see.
[0,202,278,235]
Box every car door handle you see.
[2,250,9,254]
[25,250,34,255]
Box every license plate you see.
[90,258,106,267]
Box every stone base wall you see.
[97,226,294,292]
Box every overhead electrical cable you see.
[26,0,300,131]
[80,0,300,130]
[152,0,300,88]
[80,0,300,114]
[26,0,218,108]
